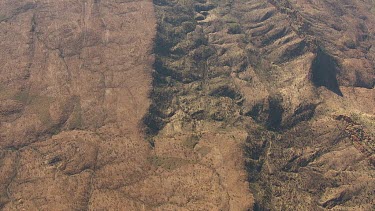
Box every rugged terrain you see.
[0,0,374,210]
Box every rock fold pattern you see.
[0,0,374,210]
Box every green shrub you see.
[182,21,196,33]
[228,23,242,34]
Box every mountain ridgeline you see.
[0,0,374,210]
[145,0,375,210]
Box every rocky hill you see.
[0,0,374,210]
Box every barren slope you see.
[0,0,374,210]
[0,0,252,210]
[147,0,374,210]
[0,0,157,209]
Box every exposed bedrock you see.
[0,0,374,210]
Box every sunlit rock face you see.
[0,0,374,210]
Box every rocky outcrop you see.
[145,0,374,210]
[0,0,374,210]
[0,0,253,210]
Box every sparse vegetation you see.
[145,0,243,139]
[0,0,374,210]
[13,90,29,104]
[182,134,200,149]
[148,156,192,170]
[350,112,375,136]
[0,14,6,22]
[370,0,375,13]
[29,96,54,125]
[66,97,83,129]
[196,146,211,156]
[227,23,241,34]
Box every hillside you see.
[0,0,374,210]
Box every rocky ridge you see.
[0,0,374,210]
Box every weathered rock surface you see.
[146,0,374,210]
[0,0,157,209]
[0,0,374,210]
